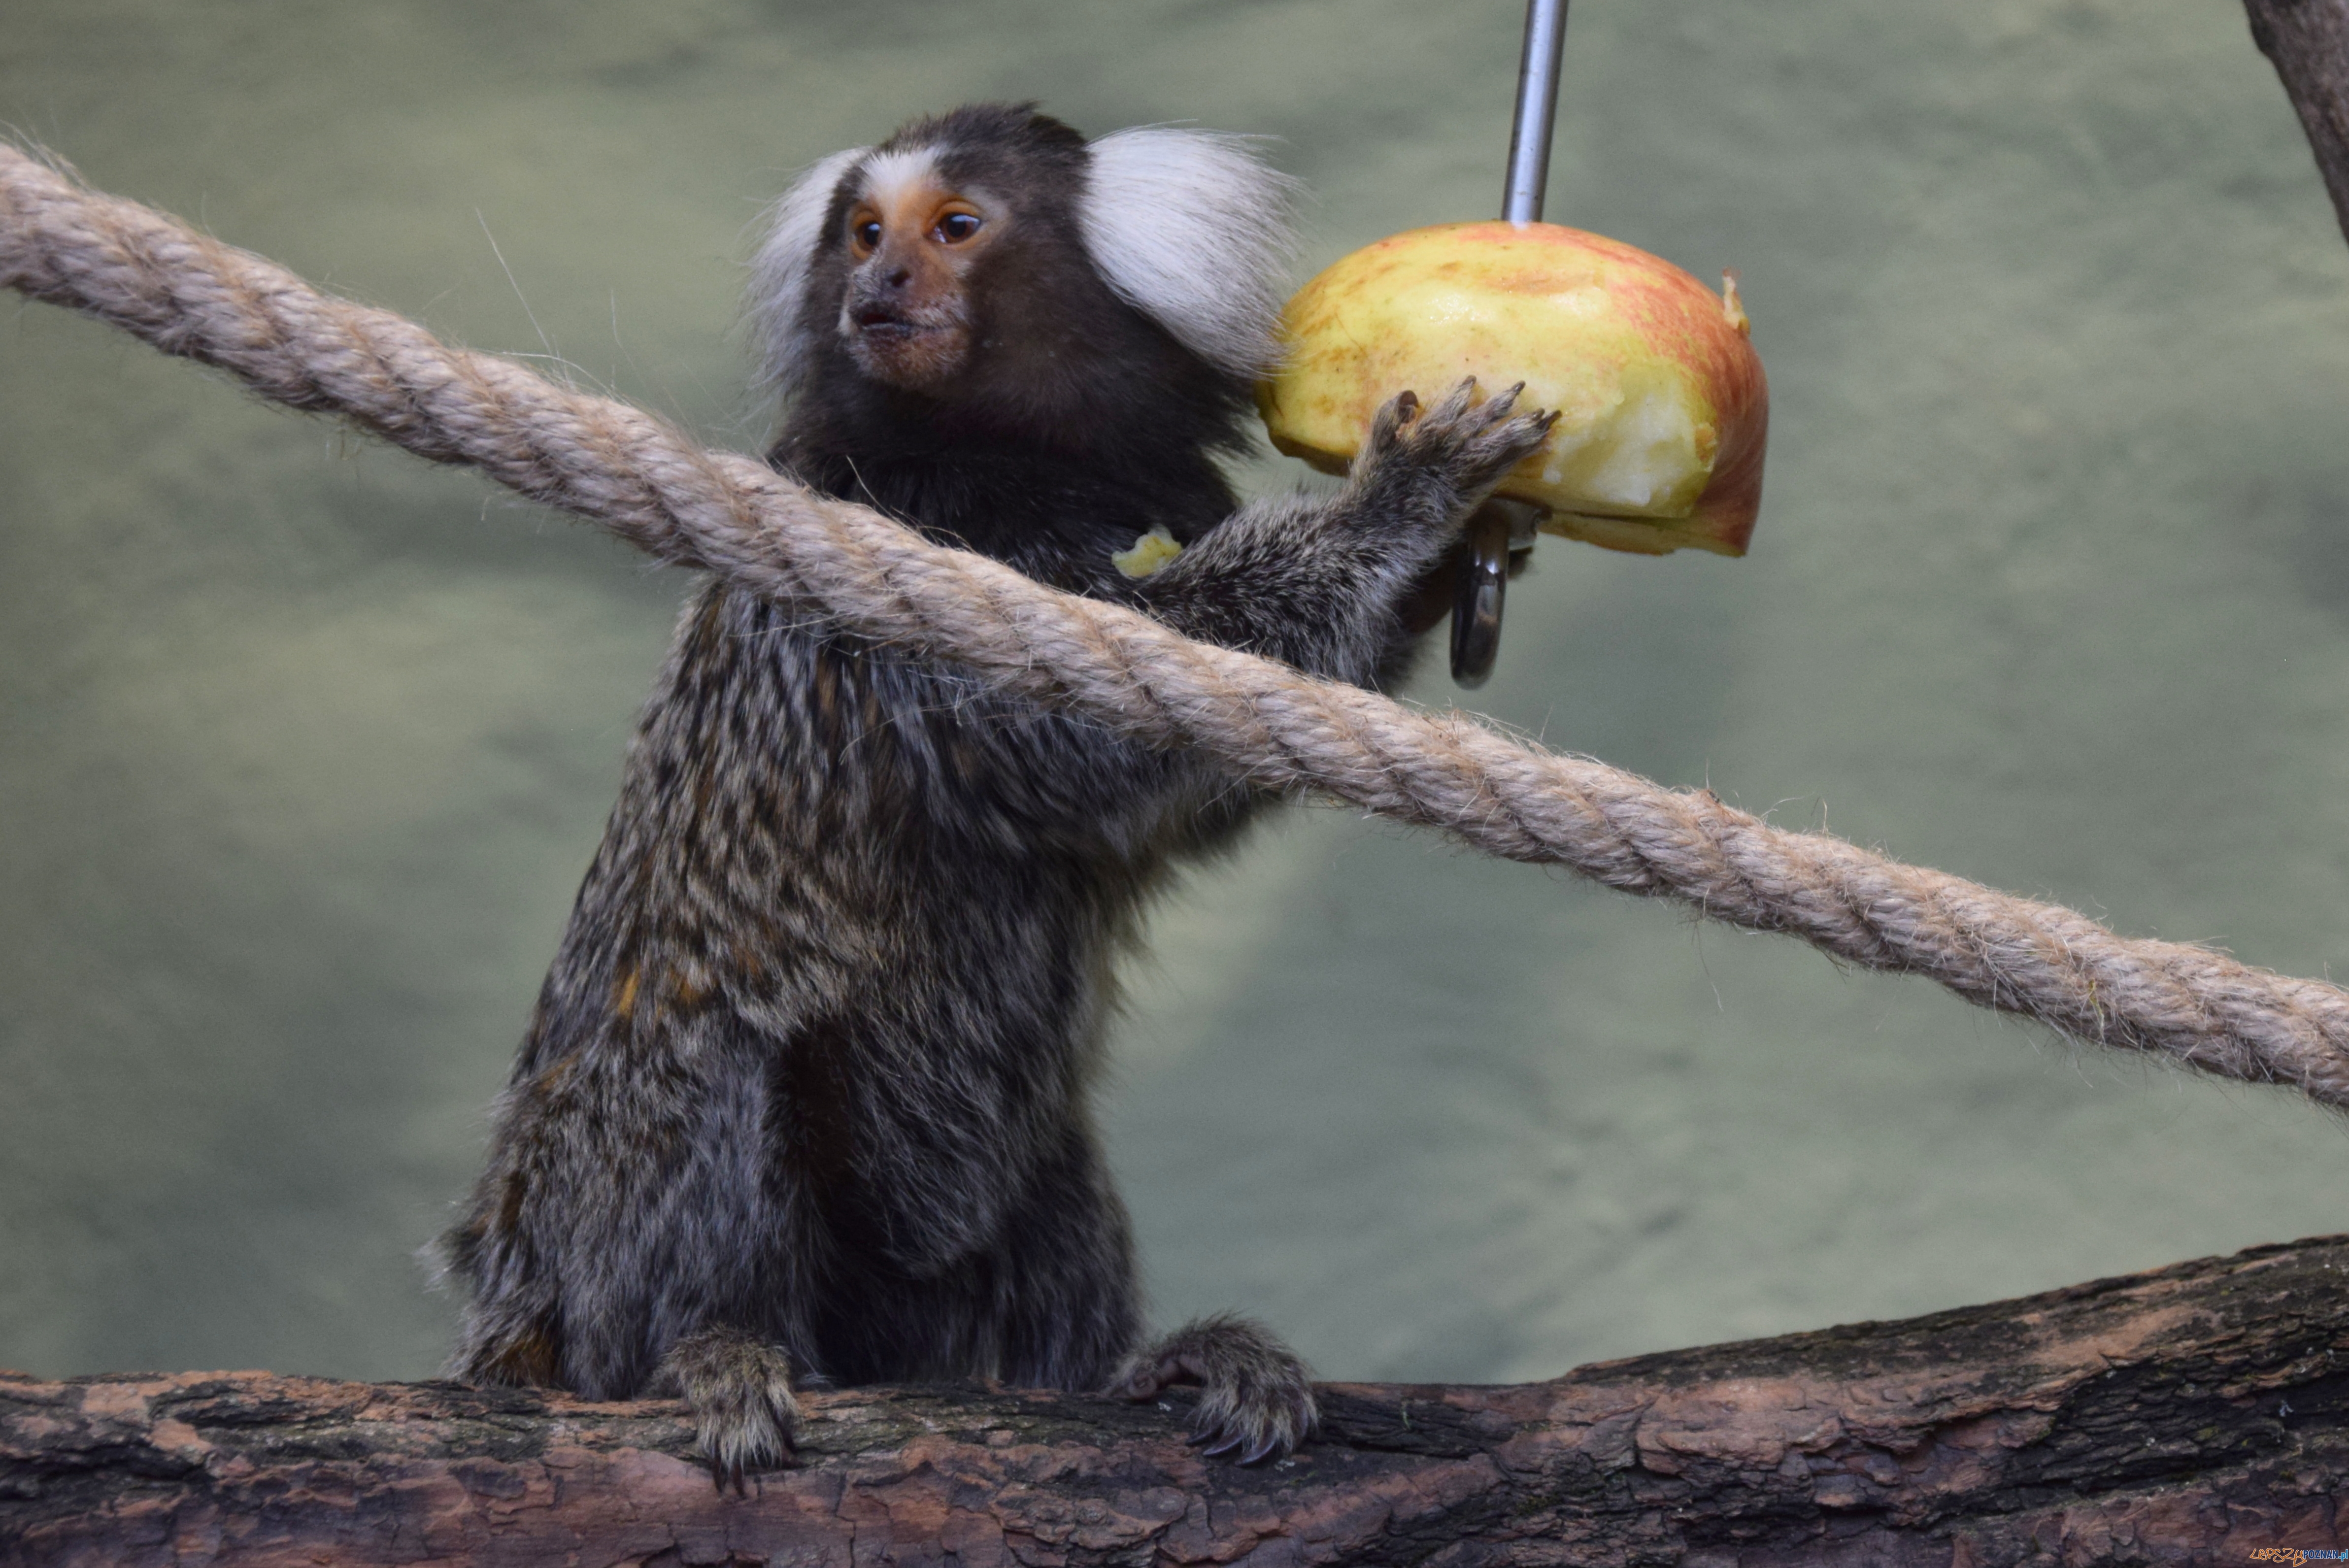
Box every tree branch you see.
[6,1235,2345,1565]
[2248,0,2349,245]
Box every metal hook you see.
[1449,500,1543,688]
[1449,504,1510,688]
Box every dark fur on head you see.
[441,101,1554,1488]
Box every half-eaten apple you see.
[1258,221,1768,557]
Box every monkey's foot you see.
[1114,1314,1317,1464]
[1361,377,1558,517]
[656,1325,801,1493]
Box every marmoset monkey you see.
[440,102,1553,1487]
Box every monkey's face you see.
[836,158,1000,395]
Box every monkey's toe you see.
[1187,1375,1315,1464]
[1116,1314,1317,1465]
[658,1325,802,1493]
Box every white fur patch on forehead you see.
[745,144,870,392]
[1080,128,1302,379]
[854,146,945,211]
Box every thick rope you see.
[7,142,2349,1112]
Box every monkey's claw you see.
[657,1325,802,1494]
[1115,1314,1317,1465]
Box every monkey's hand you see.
[1134,380,1550,688]
[1113,1314,1317,1465]
[1344,377,1557,549]
[656,1325,801,1493]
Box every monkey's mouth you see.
[852,305,921,335]
[844,305,970,390]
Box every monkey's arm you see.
[1136,382,1553,686]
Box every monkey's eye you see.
[935,208,984,244]
[851,216,883,254]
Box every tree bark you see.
[2248,0,2349,245]
[4,1236,2346,1567]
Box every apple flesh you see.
[1257,221,1768,557]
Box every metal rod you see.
[1502,0,1569,223]
[1456,0,1569,685]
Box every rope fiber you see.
[8,142,2349,1111]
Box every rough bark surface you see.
[4,1236,2346,1566]
[2248,0,2349,245]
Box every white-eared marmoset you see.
[439,102,1554,1487]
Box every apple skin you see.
[1257,221,1768,557]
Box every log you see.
[4,1235,2346,1566]
[2247,0,2349,246]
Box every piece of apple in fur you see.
[1258,221,1768,557]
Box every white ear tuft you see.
[745,145,870,392]
[1080,128,1302,379]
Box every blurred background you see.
[5,0,2349,1387]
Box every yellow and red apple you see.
[1258,221,1768,557]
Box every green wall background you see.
[4,0,2348,1387]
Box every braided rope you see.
[7,142,2348,1110]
